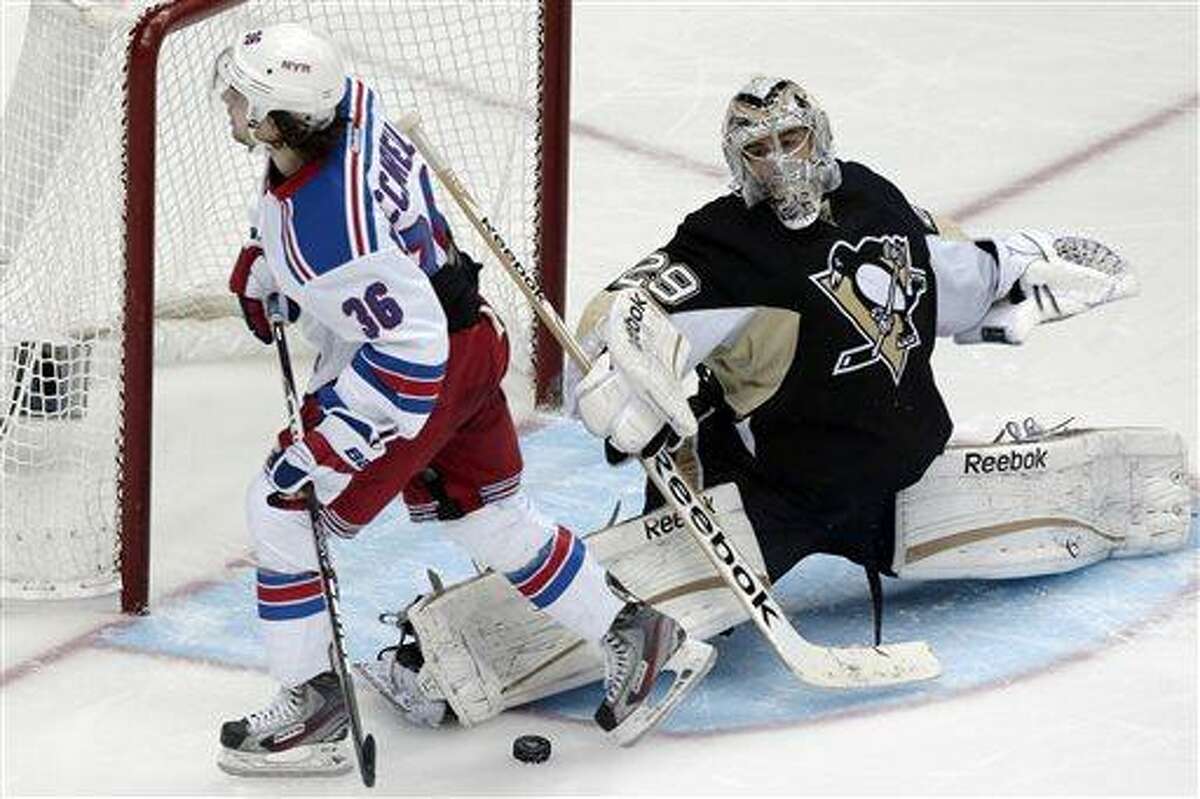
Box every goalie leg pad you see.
[893,427,1191,580]
[365,484,762,727]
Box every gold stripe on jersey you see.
[703,307,799,419]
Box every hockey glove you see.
[601,364,729,466]
[267,387,389,505]
[955,231,1138,345]
[576,289,697,457]
[229,242,300,344]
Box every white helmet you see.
[722,76,841,230]
[213,23,346,133]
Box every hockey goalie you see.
[357,76,1192,732]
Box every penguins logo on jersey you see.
[810,235,928,384]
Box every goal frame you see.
[119,0,571,613]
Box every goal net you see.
[0,0,569,610]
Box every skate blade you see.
[217,740,353,778]
[603,638,716,748]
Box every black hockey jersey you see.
[606,160,953,499]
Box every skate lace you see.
[245,686,306,733]
[602,632,633,704]
[992,415,1074,444]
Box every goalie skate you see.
[595,600,716,747]
[353,635,451,728]
[217,671,352,778]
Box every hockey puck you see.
[512,734,551,763]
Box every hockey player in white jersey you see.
[210,23,713,776]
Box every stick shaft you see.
[269,320,376,787]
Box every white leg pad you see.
[396,483,762,726]
[894,427,1192,580]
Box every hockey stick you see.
[396,113,941,689]
[268,308,377,787]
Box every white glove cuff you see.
[315,408,385,471]
[991,230,1053,301]
[601,289,697,439]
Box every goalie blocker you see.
[357,425,1191,727]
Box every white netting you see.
[1,0,551,599]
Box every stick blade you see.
[358,733,376,787]
[804,640,941,689]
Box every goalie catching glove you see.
[956,231,1138,344]
[576,289,698,457]
[267,386,390,504]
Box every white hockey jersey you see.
[255,77,457,440]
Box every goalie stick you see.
[396,113,941,689]
[268,305,377,787]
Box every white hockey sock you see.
[503,525,624,642]
[246,473,331,686]
[439,491,624,642]
[255,568,331,686]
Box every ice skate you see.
[218,670,351,778]
[594,600,716,747]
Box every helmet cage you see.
[722,78,841,229]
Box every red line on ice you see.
[571,92,1197,221]
[0,556,256,688]
[948,93,1198,221]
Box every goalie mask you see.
[212,23,346,148]
[722,77,841,230]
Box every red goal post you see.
[1,0,571,613]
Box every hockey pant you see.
[643,403,896,582]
